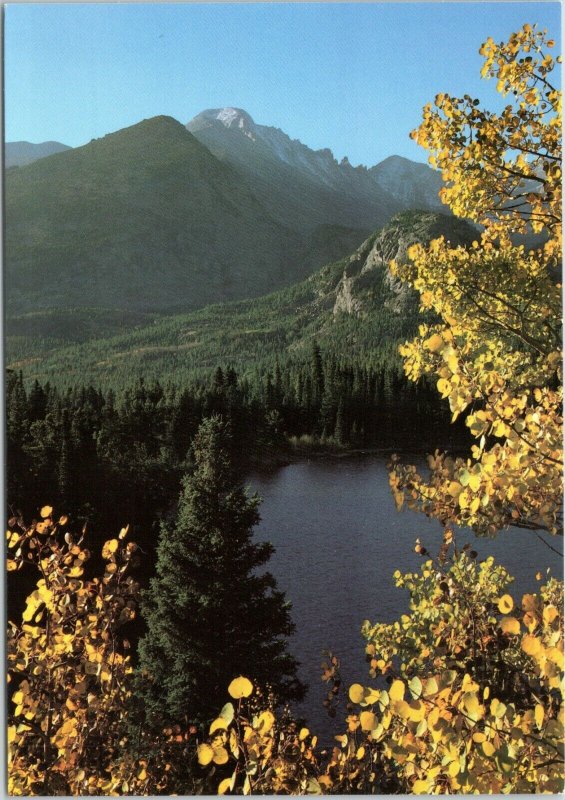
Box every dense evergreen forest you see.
[7,343,467,569]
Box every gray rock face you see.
[332,210,478,318]
[370,155,446,212]
[333,272,364,316]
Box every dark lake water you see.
[249,455,563,743]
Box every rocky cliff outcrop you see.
[332,210,478,318]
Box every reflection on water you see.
[249,456,563,743]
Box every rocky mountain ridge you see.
[187,107,446,233]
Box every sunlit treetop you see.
[391,24,562,540]
[412,23,561,248]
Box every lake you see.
[249,455,563,743]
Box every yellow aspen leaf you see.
[522,634,542,657]
[395,700,411,719]
[491,420,507,437]
[360,711,376,731]
[212,746,229,765]
[458,491,469,509]
[101,539,118,559]
[364,687,381,704]
[497,594,514,614]
[389,679,405,702]
[137,768,147,781]
[437,378,451,398]
[413,779,430,793]
[219,702,235,725]
[499,616,520,635]
[197,743,214,766]
[543,605,558,625]
[426,333,444,352]
[407,700,426,722]
[210,718,228,734]
[40,505,53,519]
[349,684,365,704]
[482,740,496,757]
[463,692,483,721]
[218,777,233,795]
[298,727,309,741]
[534,704,544,730]
[228,676,253,699]
[7,531,19,547]
[356,746,366,760]
[448,760,460,777]
[256,710,275,734]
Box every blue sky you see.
[5,2,561,165]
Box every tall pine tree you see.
[137,415,304,726]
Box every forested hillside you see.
[7,211,476,389]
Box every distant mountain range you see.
[7,211,478,388]
[6,108,448,320]
[6,115,323,315]
[5,140,71,168]
[187,108,444,232]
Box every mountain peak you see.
[188,107,257,139]
[215,107,255,130]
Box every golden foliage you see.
[6,512,153,795]
[389,25,562,539]
[199,551,563,794]
[411,23,561,242]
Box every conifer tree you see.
[137,415,304,726]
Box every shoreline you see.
[248,437,469,474]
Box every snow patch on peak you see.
[215,108,255,130]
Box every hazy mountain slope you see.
[187,108,447,232]
[187,108,403,232]
[7,116,367,316]
[5,140,71,168]
[8,212,478,389]
[370,155,445,212]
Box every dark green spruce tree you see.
[137,414,305,726]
